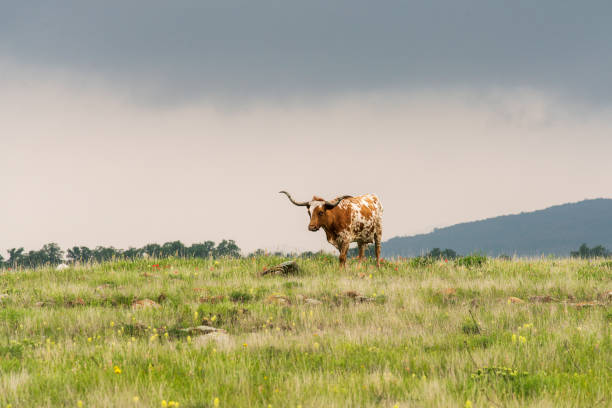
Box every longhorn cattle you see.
[280,191,383,267]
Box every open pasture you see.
[0,257,610,407]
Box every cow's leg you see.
[357,242,365,262]
[339,242,349,268]
[374,234,381,268]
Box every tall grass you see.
[0,257,610,407]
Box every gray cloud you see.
[1,1,611,104]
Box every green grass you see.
[0,257,610,407]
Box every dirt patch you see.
[132,299,161,309]
[343,291,374,303]
[200,295,225,304]
[529,295,557,303]
[265,294,291,305]
[65,298,86,307]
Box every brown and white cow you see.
[280,191,383,267]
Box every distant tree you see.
[2,239,244,267]
[78,246,93,263]
[7,248,25,268]
[426,248,459,259]
[42,243,64,265]
[590,245,610,257]
[300,250,329,259]
[161,241,186,258]
[188,241,215,258]
[248,249,267,258]
[93,246,120,262]
[570,243,611,258]
[122,247,143,260]
[142,243,162,258]
[66,247,82,263]
[214,240,241,258]
[347,244,376,259]
[22,249,46,268]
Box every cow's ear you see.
[312,195,325,202]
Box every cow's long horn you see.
[324,195,353,209]
[279,191,310,206]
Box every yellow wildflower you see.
[110,321,115,327]
[87,337,92,342]
[114,366,122,374]
[133,396,140,403]
[161,401,167,407]
[465,400,472,408]
[213,398,220,407]
[512,334,517,343]
[77,401,83,408]
[211,315,217,322]
[519,336,527,344]
[313,342,320,350]
[187,336,192,344]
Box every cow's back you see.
[339,194,382,243]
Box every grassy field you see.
[0,256,610,407]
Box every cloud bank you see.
[1,1,611,105]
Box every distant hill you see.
[382,198,612,257]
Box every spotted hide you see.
[280,191,383,267]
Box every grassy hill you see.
[0,257,610,407]
[383,198,612,257]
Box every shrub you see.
[409,256,435,268]
[456,254,487,268]
[229,290,253,303]
[426,248,459,259]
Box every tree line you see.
[2,241,609,269]
[570,243,611,259]
[0,240,241,269]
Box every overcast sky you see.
[1,1,612,254]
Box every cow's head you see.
[280,191,352,232]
